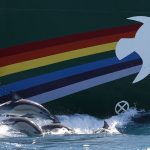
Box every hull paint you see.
[1,1,150,117]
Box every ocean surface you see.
[0,109,150,150]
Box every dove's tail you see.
[133,63,150,83]
[116,38,136,60]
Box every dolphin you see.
[0,92,60,123]
[94,121,120,134]
[94,120,110,133]
[41,123,74,133]
[1,117,73,136]
[1,117,43,136]
[116,16,150,83]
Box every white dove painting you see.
[116,16,150,83]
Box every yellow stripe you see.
[0,42,116,77]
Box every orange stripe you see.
[0,31,135,67]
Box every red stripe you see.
[0,24,141,57]
[0,31,136,67]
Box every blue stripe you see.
[30,65,141,104]
[0,53,140,96]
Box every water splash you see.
[0,108,139,137]
[57,108,138,134]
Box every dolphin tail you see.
[127,16,150,24]
[116,38,135,60]
[133,63,150,83]
[103,120,109,129]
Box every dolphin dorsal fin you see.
[103,120,109,129]
[11,91,22,102]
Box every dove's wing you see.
[127,16,150,24]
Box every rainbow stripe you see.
[0,24,142,103]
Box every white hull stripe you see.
[29,65,141,104]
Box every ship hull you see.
[1,0,150,117]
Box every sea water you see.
[0,109,150,150]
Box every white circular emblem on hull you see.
[115,101,129,114]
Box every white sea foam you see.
[0,108,139,136]
[56,108,139,134]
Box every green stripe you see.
[1,50,115,85]
[44,74,150,117]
